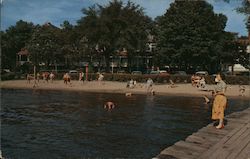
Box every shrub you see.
[225,76,249,85]
[1,73,16,81]
[4,72,249,85]
[169,75,191,83]
[100,74,249,85]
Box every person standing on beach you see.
[146,78,153,93]
[98,73,104,85]
[79,71,85,83]
[212,72,227,129]
[79,71,82,81]
[82,72,85,82]
[63,73,70,84]
[27,74,32,83]
[37,72,40,83]
[43,72,49,83]
[49,72,55,83]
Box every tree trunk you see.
[105,53,110,72]
[231,63,234,75]
[98,57,101,72]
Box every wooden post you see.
[85,64,88,81]
[33,65,36,87]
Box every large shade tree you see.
[156,0,228,73]
[59,20,82,68]
[26,23,61,69]
[1,20,34,70]
[236,0,250,69]
[77,0,152,72]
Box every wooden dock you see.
[155,107,250,159]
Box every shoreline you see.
[1,80,249,99]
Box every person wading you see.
[212,72,227,129]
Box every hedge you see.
[1,72,249,85]
[1,73,16,81]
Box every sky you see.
[0,0,248,36]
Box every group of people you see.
[110,72,228,130]
[126,79,137,88]
[191,75,206,88]
[27,72,55,83]
[26,69,228,130]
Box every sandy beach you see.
[1,80,249,99]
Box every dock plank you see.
[160,145,196,159]
[235,140,250,159]
[226,132,250,159]
[198,121,250,159]
[174,140,207,153]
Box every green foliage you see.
[156,1,228,73]
[236,0,250,15]
[1,20,34,69]
[77,0,153,72]
[58,20,85,68]
[1,0,248,75]
[26,24,61,68]
[225,75,249,85]
[1,72,16,81]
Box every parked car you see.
[195,71,208,76]
[69,70,78,74]
[150,71,160,74]
[159,70,167,74]
[117,70,126,74]
[131,71,142,75]
[174,71,187,76]
[1,69,15,80]
[1,69,12,74]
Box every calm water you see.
[1,89,249,159]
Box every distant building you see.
[16,48,30,66]
[237,36,250,46]
[237,17,250,53]
[79,48,154,73]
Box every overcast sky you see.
[1,0,247,36]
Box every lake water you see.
[1,89,249,159]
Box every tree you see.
[1,20,34,70]
[77,0,152,72]
[156,0,227,73]
[26,23,61,69]
[59,21,81,68]
[236,0,250,15]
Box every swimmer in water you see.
[104,101,115,110]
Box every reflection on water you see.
[1,89,249,159]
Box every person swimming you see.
[104,101,115,110]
